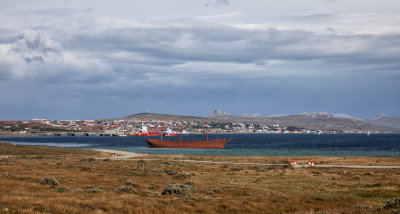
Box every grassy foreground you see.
[0,142,399,213]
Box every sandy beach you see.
[95,149,144,159]
[97,148,400,169]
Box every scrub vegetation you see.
[0,142,399,213]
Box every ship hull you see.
[146,139,229,149]
[163,133,178,136]
[136,133,159,136]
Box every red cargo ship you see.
[146,138,229,149]
[146,121,230,149]
[136,124,159,136]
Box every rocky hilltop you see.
[208,110,231,119]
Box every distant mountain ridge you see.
[120,110,400,133]
[367,115,400,129]
[122,112,206,121]
[242,113,262,118]
[295,112,335,118]
[223,111,399,132]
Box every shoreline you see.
[1,140,400,158]
[96,148,400,169]
[2,132,400,137]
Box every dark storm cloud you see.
[0,1,399,119]
[59,22,400,78]
[2,18,399,91]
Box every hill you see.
[121,112,207,121]
[257,112,398,133]
[207,111,399,132]
[119,110,400,133]
[367,115,400,129]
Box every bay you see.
[1,134,400,157]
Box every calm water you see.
[1,134,400,157]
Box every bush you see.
[161,161,171,165]
[0,157,9,163]
[119,176,130,182]
[213,188,221,193]
[151,169,162,174]
[184,180,194,186]
[353,204,370,209]
[124,180,140,187]
[114,186,137,193]
[173,173,191,179]
[148,183,159,189]
[162,184,193,196]
[54,186,71,193]
[84,185,103,193]
[147,191,161,197]
[164,169,178,176]
[1,172,12,177]
[40,177,59,186]
[384,197,400,209]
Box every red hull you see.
[163,133,178,136]
[136,133,159,136]
[146,139,229,149]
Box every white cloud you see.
[204,0,230,8]
[0,29,115,83]
[197,11,242,20]
[11,30,63,64]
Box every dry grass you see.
[0,142,399,213]
[0,142,99,156]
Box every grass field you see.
[1,142,399,213]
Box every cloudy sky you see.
[0,0,399,120]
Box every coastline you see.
[2,134,400,158]
[2,132,400,137]
[95,149,144,159]
[96,148,400,168]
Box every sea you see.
[1,134,400,157]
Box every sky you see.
[0,0,399,120]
